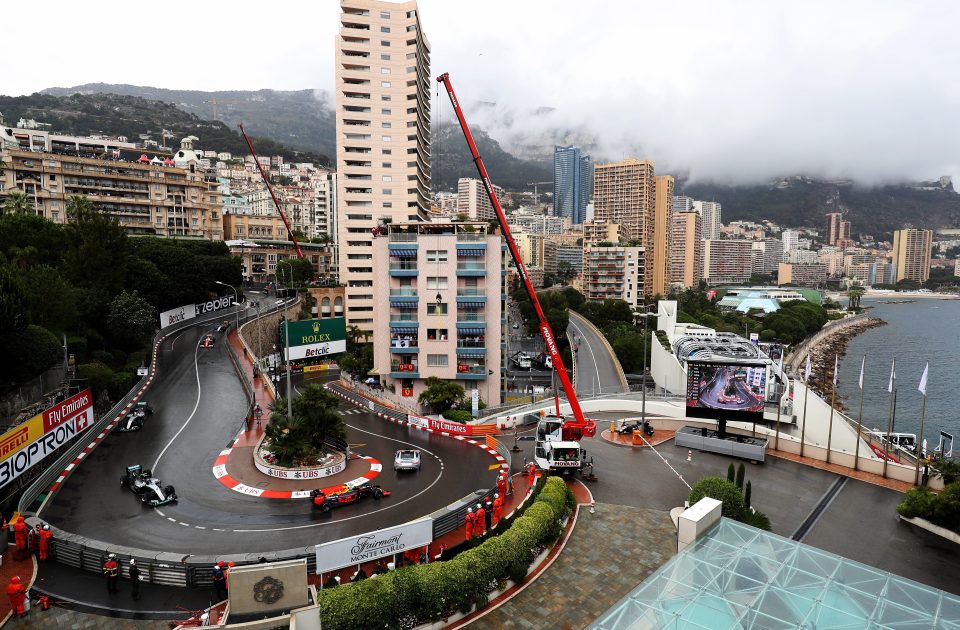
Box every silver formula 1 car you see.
[121,464,177,507]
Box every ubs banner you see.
[314,517,432,573]
[159,296,236,328]
[283,318,347,361]
[0,389,94,489]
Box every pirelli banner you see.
[0,389,94,490]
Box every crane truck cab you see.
[534,415,586,474]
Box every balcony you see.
[456,363,488,380]
[389,232,418,242]
[456,313,485,323]
[456,261,486,277]
[389,288,418,296]
[389,261,418,277]
[456,232,486,242]
[390,361,419,379]
[389,315,418,325]
[390,339,419,354]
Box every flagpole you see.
[826,355,837,465]
[800,355,810,459]
[853,355,866,472]
[882,359,895,479]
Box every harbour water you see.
[836,297,960,450]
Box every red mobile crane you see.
[238,123,304,259]
[437,73,597,459]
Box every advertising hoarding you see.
[159,296,237,328]
[685,361,767,422]
[314,518,432,573]
[283,318,347,361]
[0,389,94,489]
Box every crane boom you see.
[238,123,304,259]
[437,73,595,440]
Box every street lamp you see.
[277,259,295,421]
[215,280,240,331]
[634,304,661,424]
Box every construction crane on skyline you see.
[526,181,552,206]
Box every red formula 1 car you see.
[200,334,215,349]
[310,483,391,513]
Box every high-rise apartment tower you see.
[335,0,432,330]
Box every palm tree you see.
[347,325,363,345]
[847,286,865,310]
[1,191,31,215]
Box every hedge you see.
[317,476,574,629]
[441,409,473,423]
[898,483,960,533]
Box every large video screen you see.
[686,361,767,422]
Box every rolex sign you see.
[282,318,347,361]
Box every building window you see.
[383,162,393,168]
[380,54,391,60]
[381,68,391,75]
[426,250,448,262]
[382,122,392,129]
[381,81,392,88]
[426,329,448,341]
[426,303,448,315]
[427,354,448,367]
[383,189,392,195]
[382,149,392,155]
[381,40,390,46]
[382,95,391,101]
[426,277,448,289]
[383,202,393,208]
[383,175,393,182]
[380,26,391,33]
[382,136,392,141]
[380,10,390,18]
[381,108,392,115]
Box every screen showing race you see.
[686,361,767,422]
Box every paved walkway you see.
[768,448,915,493]
[468,503,676,630]
[4,608,169,629]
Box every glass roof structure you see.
[591,518,960,629]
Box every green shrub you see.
[315,476,571,629]
[66,335,89,362]
[76,361,115,400]
[742,510,772,531]
[441,409,473,423]
[932,483,960,531]
[735,463,745,490]
[897,487,937,520]
[727,463,735,483]
[688,476,747,520]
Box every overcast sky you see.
[9,0,960,184]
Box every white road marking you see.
[229,421,446,533]
[571,319,603,394]
[151,336,203,472]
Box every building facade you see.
[652,175,674,296]
[372,221,502,407]
[553,145,592,225]
[669,209,703,288]
[778,262,827,287]
[335,0,432,330]
[703,240,753,285]
[581,218,620,245]
[694,200,722,240]
[1,144,222,239]
[457,177,504,222]
[582,245,645,307]
[892,228,933,283]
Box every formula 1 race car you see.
[121,464,178,507]
[310,483,391,513]
[118,408,147,432]
[201,334,215,349]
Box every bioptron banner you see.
[159,295,237,328]
[0,388,94,489]
[282,318,347,361]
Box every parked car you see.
[394,449,421,472]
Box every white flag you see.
[832,355,838,387]
[918,362,928,396]
[858,356,865,390]
[804,354,811,382]
[888,359,896,393]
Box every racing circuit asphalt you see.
[40,316,496,555]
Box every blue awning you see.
[458,301,485,309]
[390,301,417,309]
[389,248,418,258]
[457,327,485,336]
[456,248,485,257]
[390,325,418,333]
[456,348,486,358]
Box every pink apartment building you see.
[372,221,503,408]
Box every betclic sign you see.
[159,296,237,328]
[0,389,94,489]
[282,318,347,361]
